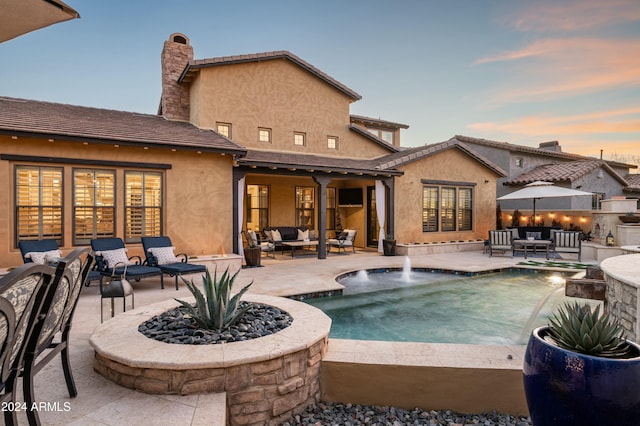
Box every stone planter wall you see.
[601,254,640,343]
[90,295,331,426]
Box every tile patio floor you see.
[15,249,584,425]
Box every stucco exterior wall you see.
[189,60,390,159]
[0,135,234,267]
[393,149,498,244]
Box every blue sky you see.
[1,0,638,160]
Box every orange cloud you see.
[503,0,640,32]
[474,38,640,104]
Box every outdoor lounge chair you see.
[21,248,93,426]
[0,262,60,426]
[18,239,101,285]
[90,238,164,288]
[551,230,582,262]
[327,229,357,254]
[243,230,275,259]
[141,236,206,290]
[488,230,514,257]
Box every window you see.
[15,166,63,244]
[294,132,306,146]
[592,193,605,210]
[458,188,473,231]
[216,123,231,138]
[366,128,394,144]
[422,183,473,232]
[515,157,523,167]
[246,185,269,231]
[124,171,162,243]
[295,187,314,228]
[327,136,338,149]
[73,169,115,245]
[258,128,271,143]
[327,187,336,230]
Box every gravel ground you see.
[280,402,531,426]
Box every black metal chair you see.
[20,248,93,425]
[0,263,60,426]
[141,236,206,290]
[18,239,102,286]
[90,238,164,288]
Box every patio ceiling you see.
[0,0,79,43]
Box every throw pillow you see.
[526,232,542,240]
[149,246,177,265]
[263,230,272,241]
[97,248,132,268]
[271,229,282,242]
[248,231,258,246]
[297,229,309,240]
[26,249,62,265]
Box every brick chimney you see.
[160,33,193,121]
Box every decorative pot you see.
[619,215,640,224]
[243,247,261,267]
[523,326,640,426]
[382,239,396,256]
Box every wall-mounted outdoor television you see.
[338,188,363,207]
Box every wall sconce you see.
[549,213,555,218]
[484,179,490,184]
[564,216,570,221]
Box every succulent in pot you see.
[523,302,640,426]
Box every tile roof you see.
[453,135,636,169]
[374,139,507,177]
[178,51,362,101]
[625,174,640,192]
[504,160,629,186]
[350,114,409,129]
[237,149,402,176]
[0,97,247,155]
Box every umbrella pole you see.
[533,198,537,225]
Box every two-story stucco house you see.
[0,33,505,267]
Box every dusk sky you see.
[1,0,638,160]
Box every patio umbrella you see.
[496,181,592,218]
[0,0,79,43]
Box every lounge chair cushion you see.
[25,249,61,264]
[148,246,177,265]
[97,248,132,267]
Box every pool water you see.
[305,269,581,345]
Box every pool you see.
[305,268,584,345]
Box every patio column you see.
[383,177,395,238]
[232,168,247,255]
[313,175,332,259]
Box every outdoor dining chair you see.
[327,229,357,254]
[141,236,206,290]
[21,248,93,426]
[0,262,60,426]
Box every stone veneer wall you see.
[94,338,326,426]
[601,254,640,343]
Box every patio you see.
[14,249,580,425]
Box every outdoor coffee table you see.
[282,240,319,257]
[513,239,552,259]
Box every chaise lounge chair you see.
[141,236,207,290]
[90,238,164,288]
[18,239,101,285]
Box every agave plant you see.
[547,302,632,358]
[175,267,253,331]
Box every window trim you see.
[246,184,270,231]
[258,127,272,143]
[216,122,232,139]
[295,186,314,229]
[72,168,116,245]
[422,181,474,233]
[124,170,164,243]
[327,136,338,150]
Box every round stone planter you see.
[523,326,640,426]
[90,294,331,425]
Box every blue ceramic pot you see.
[523,326,640,426]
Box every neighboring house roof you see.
[504,160,629,186]
[625,174,640,193]
[453,135,636,170]
[374,139,507,177]
[237,149,402,177]
[350,114,409,129]
[0,96,247,155]
[178,50,362,101]
[348,124,400,153]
